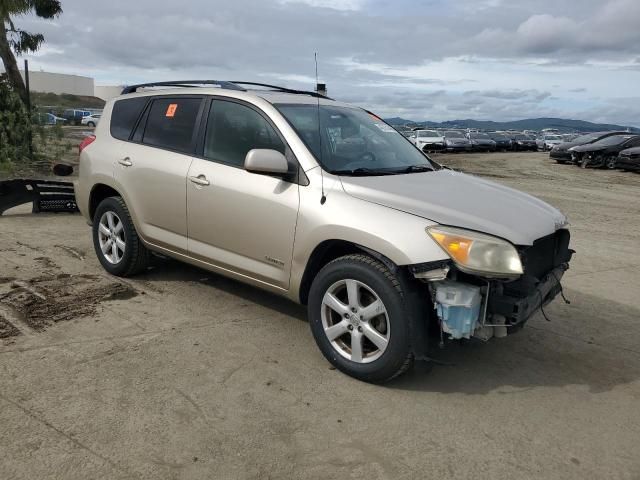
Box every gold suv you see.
[76,81,573,383]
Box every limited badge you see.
[166,104,178,117]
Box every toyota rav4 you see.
[75,80,573,383]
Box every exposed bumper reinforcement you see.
[489,264,568,326]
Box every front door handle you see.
[189,175,210,186]
[118,157,133,167]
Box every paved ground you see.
[1,152,639,480]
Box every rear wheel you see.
[308,254,414,383]
[92,197,150,277]
[87,121,95,128]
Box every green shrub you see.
[0,78,32,170]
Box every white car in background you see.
[537,134,564,151]
[81,114,102,128]
[414,129,445,152]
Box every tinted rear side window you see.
[142,98,202,154]
[110,97,148,141]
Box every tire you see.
[605,156,617,170]
[87,122,95,128]
[92,196,150,277]
[308,254,414,383]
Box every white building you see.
[19,70,95,96]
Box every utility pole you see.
[24,59,33,157]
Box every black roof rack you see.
[229,81,332,99]
[121,80,246,95]
[121,80,332,99]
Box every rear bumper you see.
[489,264,568,326]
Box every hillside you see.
[31,91,106,110]
[385,117,638,133]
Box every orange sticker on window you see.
[166,104,178,117]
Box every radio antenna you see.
[315,52,326,205]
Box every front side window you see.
[142,97,202,153]
[276,104,436,175]
[204,100,285,167]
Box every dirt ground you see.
[1,151,639,480]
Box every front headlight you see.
[427,226,523,278]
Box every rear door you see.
[113,95,204,252]
[186,98,300,289]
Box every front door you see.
[186,99,300,289]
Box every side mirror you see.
[244,149,289,175]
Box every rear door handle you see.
[118,157,133,167]
[189,175,210,186]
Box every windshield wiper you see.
[330,168,399,176]
[396,164,434,174]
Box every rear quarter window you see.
[110,97,148,141]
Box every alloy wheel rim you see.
[321,279,390,364]
[98,211,125,264]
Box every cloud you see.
[10,0,640,125]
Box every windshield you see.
[573,133,600,143]
[470,133,490,139]
[445,131,465,138]
[492,134,508,140]
[546,135,563,140]
[515,135,529,140]
[276,104,436,175]
[418,130,438,137]
[593,135,635,146]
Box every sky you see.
[12,0,640,126]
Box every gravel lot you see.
[1,152,639,480]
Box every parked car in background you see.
[414,129,445,152]
[467,132,496,152]
[550,131,628,163]
[443,130,472,152]
[511,134,537,151]
[616,147,640,172]
[33,112,67,125]
[536,134,564,151]
[62,109,91,126]
[489,133,513,151]
[81,114,102,128]
[570,134,640,169]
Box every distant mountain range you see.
[384,117,639,133]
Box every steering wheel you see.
[358,151,377,163]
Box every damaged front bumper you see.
[417,230,574,342]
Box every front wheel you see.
[605,156,617,169]
[308,254,414,383]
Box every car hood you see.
[571,144,608,153]
[472,139,495,144]
[340,169,566,246]
[620,147,640,155]
[446,138,469,143]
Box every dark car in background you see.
[490,133,512,151]
[616,147,640,172]
[570,134,640,169]
[467,132,496,152]
[511,134,537,151]
[62,109,91,126]
[550,131,628,163]
[443,131,472,152]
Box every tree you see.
[0,74,31,170]
[0,0,62,105]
